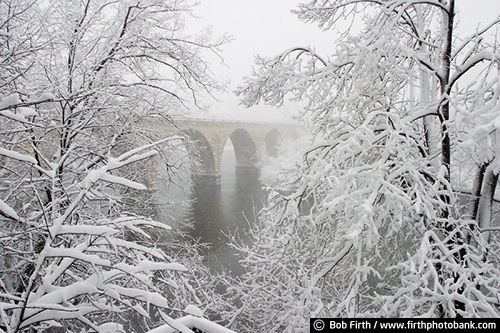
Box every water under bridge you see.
[145,116,306,184]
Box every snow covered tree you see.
[0,0,230,331]
[227,0,500,330]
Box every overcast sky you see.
[188,0,499,121]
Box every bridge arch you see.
[181,129,216,176]
[142,117,306,185]
[264,129,282,158]
[229,128,257,168]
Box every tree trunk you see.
[439,0,455,184]
[415,4,440,168]
[469,163,487,220]
[476,164,499,243]
[436,1,466,317]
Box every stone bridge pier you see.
[145,117,305,185]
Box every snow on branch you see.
[148,315,237,333]
[453,16,500,61]
[0,147,38,164]
[278,47,328,66]
[17,211,194,330]
[0,199,20,221]
[293,0,449,32]
[377,228,500,317]
[109,136,183,169]
[448,50,500,90]
[0,0,228,330]
[81,136,182,191]
[0,92,54,127]
[114,261,187,274]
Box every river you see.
[159,141,266,276]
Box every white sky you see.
[187,0,500,121]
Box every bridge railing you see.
[169,112,300,125]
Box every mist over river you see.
[157,142,267,276]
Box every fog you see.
[187,0,499,121]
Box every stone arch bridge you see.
[146,117,305,184]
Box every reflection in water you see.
[182,145,265,276]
